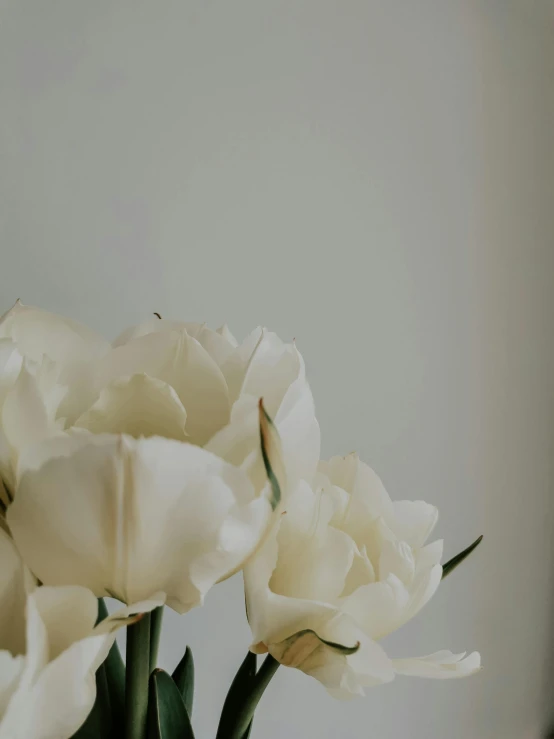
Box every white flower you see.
[244,453,480,698]
[0,529,162,739]
[7,407,283,613]
[0,302,109,497]
[0,309,319,503]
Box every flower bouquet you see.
[0,301,481,739]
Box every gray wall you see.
[1,2,553,737]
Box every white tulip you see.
[244,453,480,698]
[0,302,109,497]
[0,309,319,499]
[0,530,162,739]
[8,411,283,613]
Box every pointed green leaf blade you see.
[216,651,256,739]
[172,645,195,717]
[71,663,112,738]
[148,669,195,739]
[93,599,125,735]
[442,535,483,579]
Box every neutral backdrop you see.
[1,2,554,738]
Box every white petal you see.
[0,364,61,489]
[244,522,338,649]
[29,586,98,662]
[0,301,109,365]
[219,327,264,405]
[0,651,24,718]
[341,545,376,596]
[1,630,111,739]
[112,317,184,346]
[216,324,238,347]
[96,330,230,445]
[0,340,23,405]
[341,574,410,640]
[319,455,394,543]
[416,539,444,574]
[9,434,275,613]
[114,319,237,369]
[378,539,416,586]
[393,650,481,679]
[403,563,443,623]
[74,373,188,440]
[389,500,439,548]
[181,323,236,368]
[268,614,394,698]
[269,484,356,602]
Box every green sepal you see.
[442,535,483,579]
[147,669,195,739]
[172,645,195,717]
[258,400,282,511]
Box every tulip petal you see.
[390,500,439,548]
[0,652,24,717]
[0,301,109,365]
[393,650,481,678]
[9,434,274,613]
[74,374,188,441]
[341,575,410,640]
[268,616,394,699]
[96,331,230,445]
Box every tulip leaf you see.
[147,669,195,739]
[71,663,112,738]
[217,654,279,739]
[95,599,126,734]
[442,535,483,579]
[172,645,195,717]
[258,399,282,510]
[216,651,256,739]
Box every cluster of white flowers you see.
[0,301,480,739]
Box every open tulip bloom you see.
[0,301,482,739]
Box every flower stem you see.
[125,613,151,739]
[220,654,280,739]
[149,606,164,673]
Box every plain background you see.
[1,1,554,737]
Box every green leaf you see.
[172,646,194,717]
[147,669,195,739]
[96,599,126,734]
[217,654,278,739]
[216,652,257,739]
[442,535,483,579]
[71,663,112,738]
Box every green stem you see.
[149,606,164,673]
[221,655,280,739]
[125,613,151,739]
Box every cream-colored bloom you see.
[0,309,319,503]
[8,423,282,613]
[244,453,480,698]
[0,302,109,497]
[0,530,162,739]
